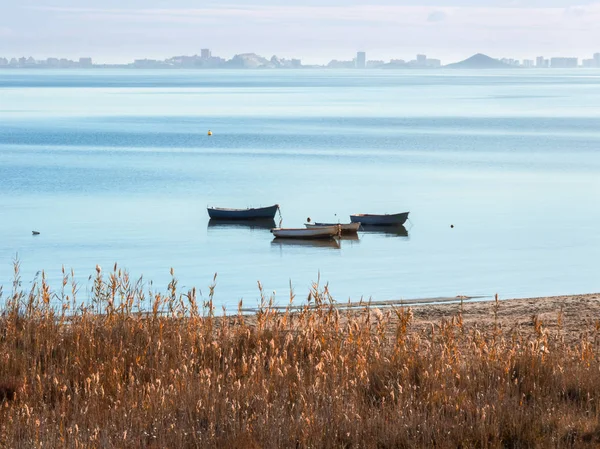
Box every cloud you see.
[427,10,448,21]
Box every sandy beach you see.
[336,293,600,343]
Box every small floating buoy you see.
[32,231,40,235]
[207,130,212,136]
[450,224,454,229]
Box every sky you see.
[2,0,600,64]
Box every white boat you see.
[271,225,340,239]
[305,222,361,234]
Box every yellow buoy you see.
[207,130,212,136]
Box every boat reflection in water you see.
[271,238,341,250]
[208,218,277,231]
[360,224,409,237]
[338,233,360,244]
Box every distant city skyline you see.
[3,2,600,64]
[2,50,600,69]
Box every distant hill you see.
[445,54,513,69]
[223,53,269,69]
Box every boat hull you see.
[271,225,339,239]
[207,204,279,220]
[350,212,409,226]
[305,222,360,234]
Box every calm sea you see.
[1,69,599,310]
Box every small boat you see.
[271,225,340,239]
[305,222,360,234]
[207,204,279,220]
[350,212,409,226]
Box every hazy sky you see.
[2,0,600,63]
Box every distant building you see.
[416,54,426,65]
[290,59,302,68]
[0,57,8,66]
[59,58,76,68]
[594,53,600,67]
[133,59,169,68]
[356,51,366,69]
[550,57,578,68]
[46,57,60,67]
[367,60,385,68]
[425,58,441,68]
[523,59,534,68]
[535,56,548,68]
[328,59,355,69]
[501,58,520,67]
[386,59,407,68]
[582,59,595,68]
[79,57,93,67]
[201,49,211,59]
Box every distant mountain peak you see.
[445,54,513,69]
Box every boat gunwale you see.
[271,225,340,233]
[208,204,279,212]
[350,212,409,218]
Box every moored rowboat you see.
[349,212,409,226]
[271,225,340,239]
[207,204,279,220]
[305,222,360,234]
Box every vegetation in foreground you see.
[1,263,600,448]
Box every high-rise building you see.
[425,58,441,68]
[550,57,578,68]
[536,56,547,68]
[201,49,211,59]
[594,53,600,67]
[582,59,595,68]
[79,57,92,67]
[356,51,366,69]
[416,54,426,65]
[523,59,534,68]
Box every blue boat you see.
[207,204,280,220]
[350,212,409,226]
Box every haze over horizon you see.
[2,1,600,64]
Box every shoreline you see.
[368,292,600,344]
[239,292,600,343]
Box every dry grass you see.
[1,262,600,448]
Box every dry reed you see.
[1,262,599,448]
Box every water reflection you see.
[271,238,341,250]
[360,224,409,237]
[208,218,276,230]
[339,234,361,243]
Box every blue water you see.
[1,69,599,309]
